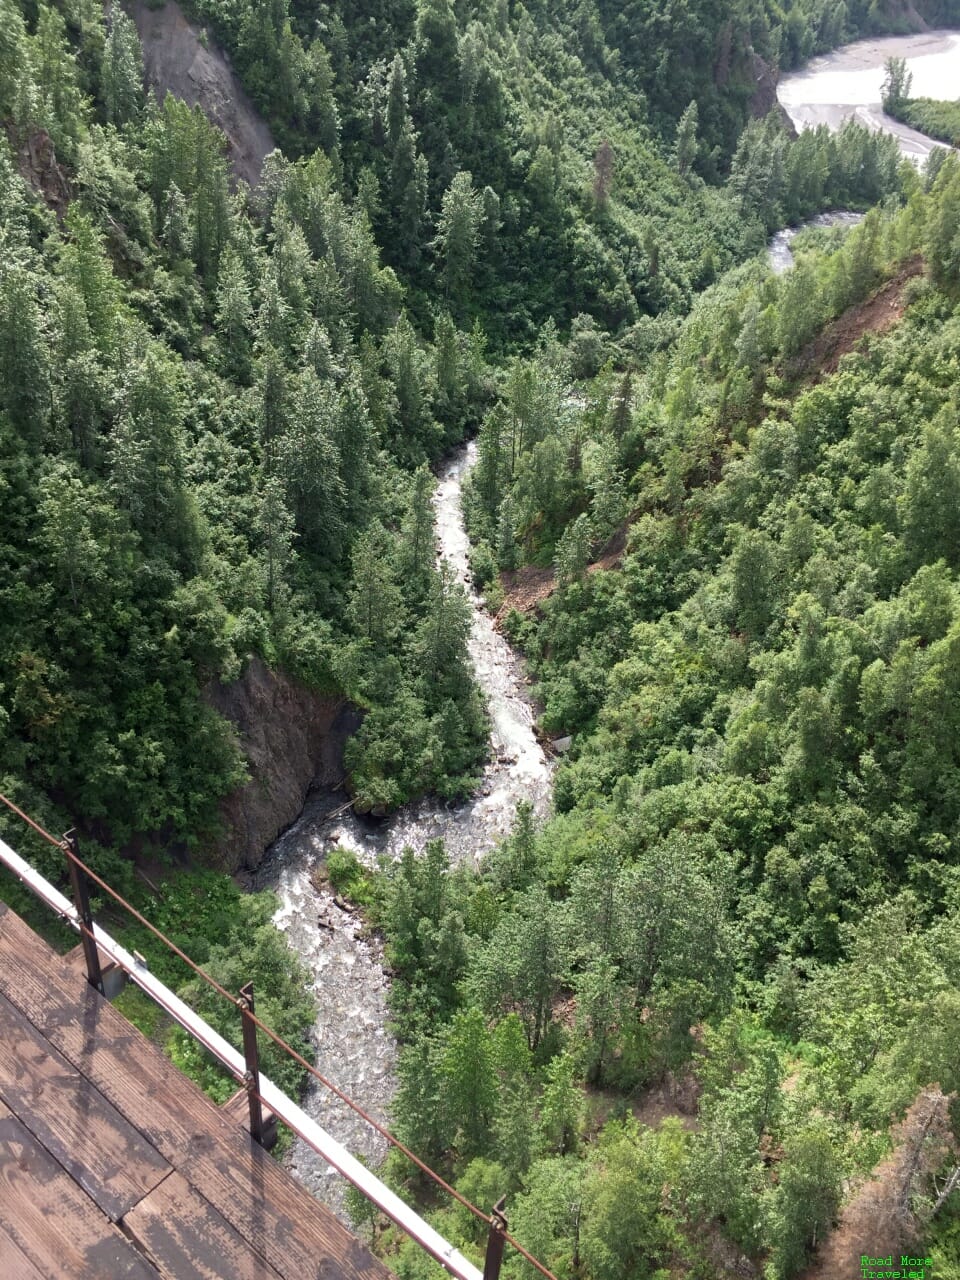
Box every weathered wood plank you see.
[0,989,171,1221]
[0,1224,49,1280]
[0,902,394,1280]
[183,1137,388,1280]
[122,1170,287,1280]
[221,1085,278,1147]
[63,940,126,998]
[0,1101,161,1279]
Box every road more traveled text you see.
[861,1256,933,1279]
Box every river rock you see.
[254,440,555,1222]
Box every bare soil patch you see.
[795,1086,957,1280]
[787,256,925,384]
[632,1072,702,1133]
[11,128,70,216]
[498,265,924,623]
[496,520,630,621]
[125,0,276,189]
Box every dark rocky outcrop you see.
[206,659,359,872]
[748,51,793,128]
[124,0,276,189]
[749,52,797,134]
[12,128,71,216]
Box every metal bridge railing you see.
[0,793,559,1280]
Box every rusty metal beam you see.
[482,1197,508,1280]
[63,830,103,994]
[238,982,267,1147]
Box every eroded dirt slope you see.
[498,261,925,623]
[125,0,275,189]
[496,521,630,620]
[787,256,925,383]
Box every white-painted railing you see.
[0,833,483,1280]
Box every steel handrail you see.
[0,792,561,1280]
[0,829,482,1280]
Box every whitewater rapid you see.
[254,441,553,1214]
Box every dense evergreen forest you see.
[2,0,960,1276]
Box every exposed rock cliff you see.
[749,52,798,135]
[124,0,276,189]
[749,52,783,120]
[11,128,71,216]
[206,659,358,872]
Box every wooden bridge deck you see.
[0,898,395,1280]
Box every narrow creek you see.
[768,210,865,274]
[254,440,554,1215]
[256,27,960,1222]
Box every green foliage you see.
[930,1193,960,1280]
[926,155,960,291]
[502,1157,584,1280]
[467,884,561,1051]
[441,1006,498,1158]
[765,1121,842,1277]
[112,982,166,1042]
[890,96,960,148]
[103,9,145,126]
[435,170,482,315]
[518,190,960,993]
[538,1052,582,1156]
[180,0,916,348]
[325,846,363,895]
[7,0,960,1272]
[579,1117,678,1280]
[392,1034,451,1164]
[381,840,470,1035]
[801,892,960,1128]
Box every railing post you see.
[239,981,267,1146]
[63,829,103,994]
[483,1197,508,1280]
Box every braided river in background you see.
[770,29,960,272]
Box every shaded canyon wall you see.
[206,659,358,872]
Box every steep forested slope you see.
[0,0,495,870]
[367,177,960,1278]
[2,0,960,1273]
[0,0,923,879]
[0,0,490,1101]
[174,0,960,341]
